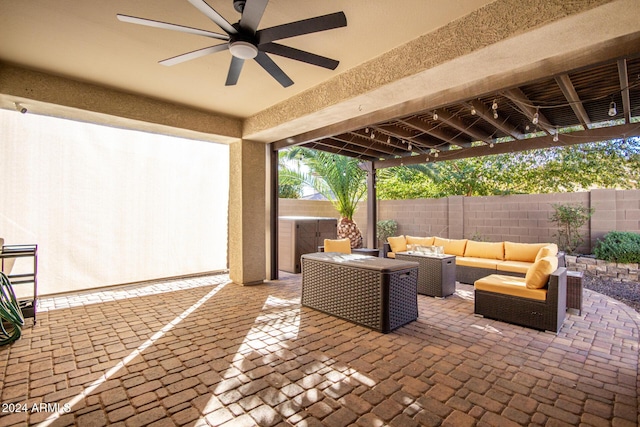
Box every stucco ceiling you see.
[0,0,494,118]
[1,0,639,152]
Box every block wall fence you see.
[279,189,640,253]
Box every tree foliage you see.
[376,139,640,199]
[279,147,367,220]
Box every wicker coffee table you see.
[395,252,456,298]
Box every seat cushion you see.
[474,274,547,301]
[464,240,504,260]
[456,257,499,270]
[525,256,558,289]
[496,260,532,274]
[388,235,407,254]
[434,237,468,256]
[504,242,549,262]
[324,238,351,254]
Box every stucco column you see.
[228,139,266,285]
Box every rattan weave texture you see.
[395,253,456,297]
[474,267,567,332]
[301,253,418,333]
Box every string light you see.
[387,136,391,144]
[532,108,539,125]
[407,143,413,151]
[489,142,495,148]
[470,107,476,115]
[493,110,499,120]
[491,100,498,110]
[553,127,559,142]
[608,101,617,117]
[433,111,438,120]
[370,131,375,139]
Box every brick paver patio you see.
[1,272,638,426]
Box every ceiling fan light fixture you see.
[229,40,258,59]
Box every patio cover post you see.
[228,139,266,285]
[365,161,377,249]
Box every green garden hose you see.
[0,271,24,346]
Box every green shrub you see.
[549,203,594,254]
[377,219,398,245]
[594,231,640,263]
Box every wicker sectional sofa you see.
[384,236,565,284]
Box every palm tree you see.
[280,147,367,248]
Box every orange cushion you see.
[496,260,532,274]
[475,274,547,301]
[406,236,435,246]
[535,244,559,262]
[525,256,558,289]
[504,242,548,263]
[464,240,504,260]
[387,235,407,254]
[324,238,351,254]
[456,257,499,269]
[434,237,468,256]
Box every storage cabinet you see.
[279,217,337,273]
[1,244,38,323]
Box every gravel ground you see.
[583,273,640,313]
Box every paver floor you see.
[0,272,638,426]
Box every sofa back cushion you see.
[504,242,548,263]
[406,236,435,246]
[535,244,559,262]
[434,237,468,256]
[464,240,505,260]
[525,256,559,289]
[324,238,351,254]
[388,235,407,254]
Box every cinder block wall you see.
[280,189,640,253]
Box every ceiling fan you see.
[117,0,347,88]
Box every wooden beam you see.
[373,123,640,169]
[399,117,473,148]
[332,133,401,156]
[502,88,555,135]
[304,140,379,160]
[617,59,632,124]
[375,124,442,147]
[554,74,591,127]
[432,108,493,143]
[465,100,525,140]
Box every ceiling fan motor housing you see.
[228,26,258,59]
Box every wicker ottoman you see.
[301,252,419,333]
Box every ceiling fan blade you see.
[117,14,229,40]
[254,51,293,87]
[188,0,238,35]
[260,43,339,70]
[239,0,269,35]
[159,44,229,66]
[225,56,245,86]
[257,11,346,44]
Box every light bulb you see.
[433,111,438,120]
[408,144,413,151]
[489,142,494,148]
[434,151,439,158]
[493,111,498,119]
[553,130,559,142]
[370,132,375,139]
[525,124,530,131]
[470,108,476,115]
[492,100,498,110]
[532,111,539,125]
[365,127,369,133]
[608,101,617,117]
[387,136,391,144]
